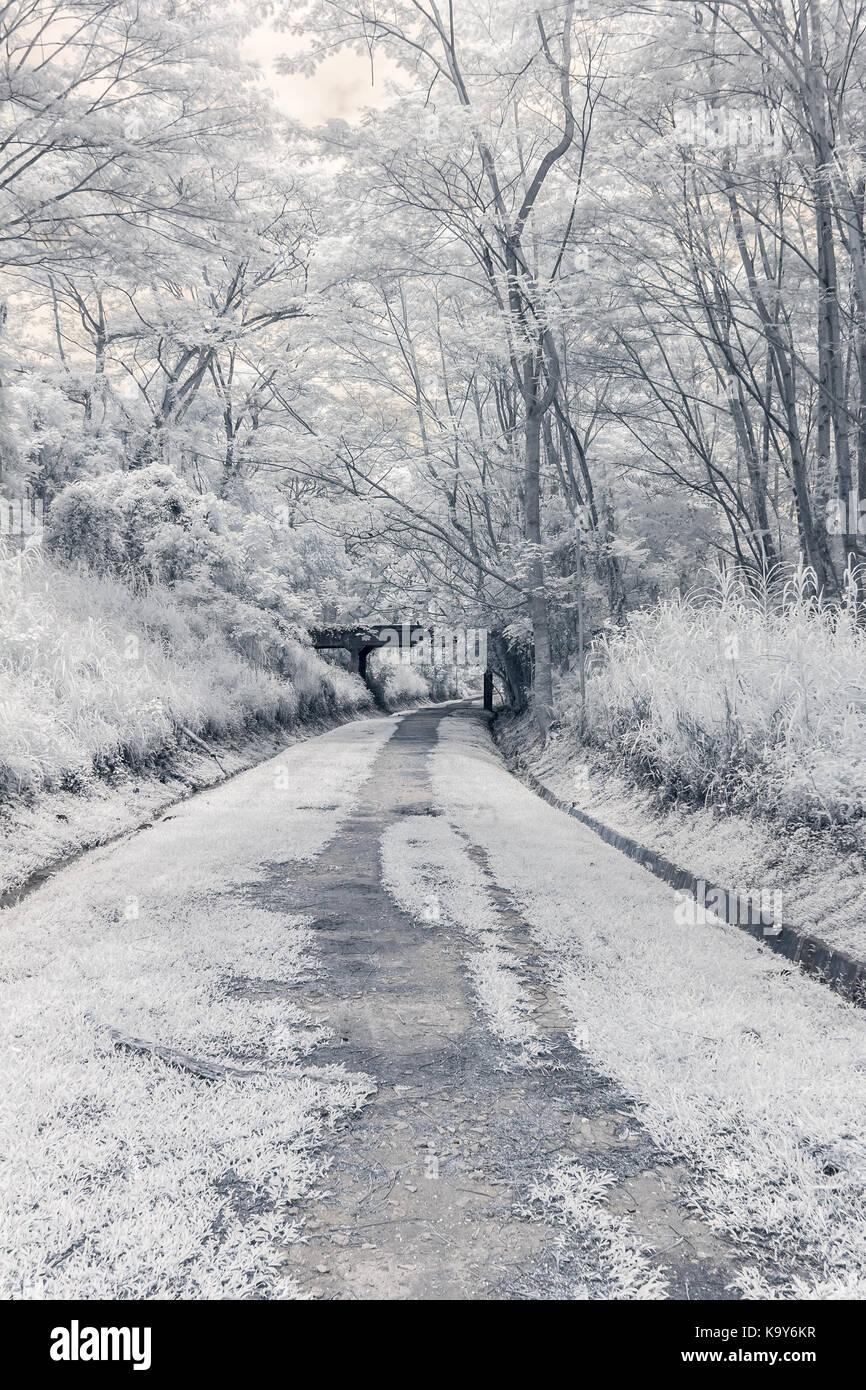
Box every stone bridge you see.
[311,624,493,709]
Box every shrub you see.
[365,654,430,711]
[558,563,866,824]
[0,545,370,799]
[46,466,313,672]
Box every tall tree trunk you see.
[730,387,777,570]
[524,357,554,737]
[726,183,834,590]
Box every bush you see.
[559,564,866,825]
[364,655,428,711]
[46,466,313,674]
[0,545,370,799]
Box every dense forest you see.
[3,0,866,818]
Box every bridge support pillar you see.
[342,637,370,680]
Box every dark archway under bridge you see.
[311,624,494,710]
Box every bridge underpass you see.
[311,625,494,709]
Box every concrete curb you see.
[500,747,866,1009]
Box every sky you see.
[243,22,399,125]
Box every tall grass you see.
[0,545,369,799]
[559,563,866,824]
[366,651,464,710]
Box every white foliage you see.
[525,1160,669,1300]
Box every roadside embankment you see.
[495,712,866,1007]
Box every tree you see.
[281,0,608,733]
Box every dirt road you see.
[3,702,864,1300]
[274,705,736,1299]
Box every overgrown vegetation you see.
[366,652,465,712]
[558,566,866,825]
[0,536,369,800]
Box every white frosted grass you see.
[432,715,866,1298]
[561,565,866,823]
[466,945,542,1056]
[526,727,866,962]
[0,546,371,799]
[380,815,546,1065]
[0,716,396,1299]
[525,1161,669,1300]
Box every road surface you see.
[1,703,864,1300]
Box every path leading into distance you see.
[2,703,864,1300]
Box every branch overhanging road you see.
[2,703,865,1300]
